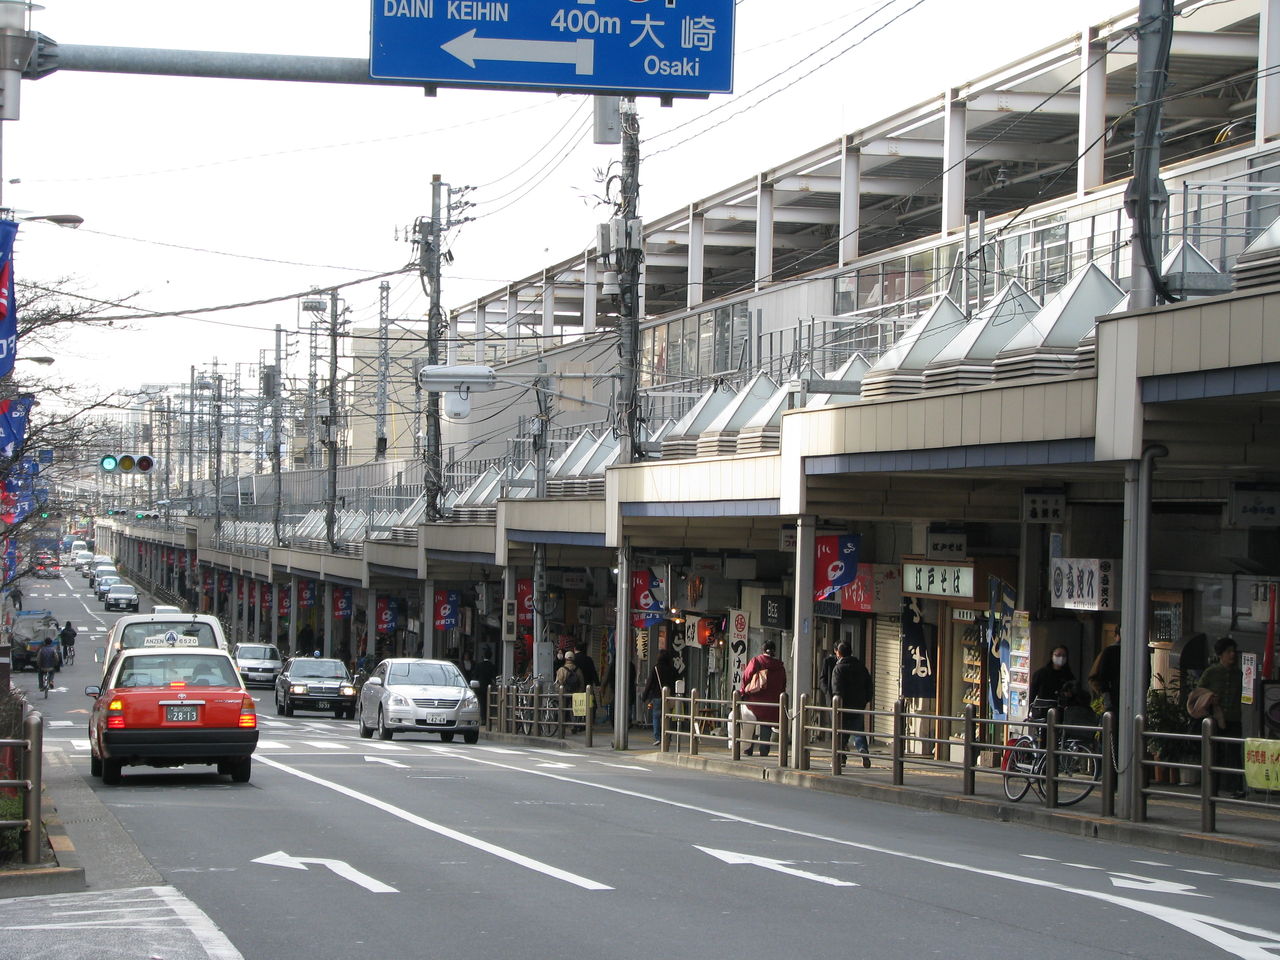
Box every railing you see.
[0,709,44,865]
[487,681,597,746]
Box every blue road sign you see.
[37,448,53,464]
[371,0,734,96]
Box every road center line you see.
[256,755,612,892]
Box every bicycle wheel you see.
[514,695,533,736]
[1054,740,1099,806]
[1002,736,1035,802]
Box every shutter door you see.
[871,615,900,739]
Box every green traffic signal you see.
[100,454,118,471]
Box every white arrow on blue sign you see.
[370,0,735,97]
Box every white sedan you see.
[357,658,481,743]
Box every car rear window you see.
[289,660,348,679]
[118,622,220,648]
[238,645,280,661]
[387,662,465,687]
[108,585,136,596]
[116,654,239,687]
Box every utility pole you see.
[308,317,320,467]
[376,280,390,460]
[272,324,284,545]
[186,366,196,504]
[162,397,171,527]
[613,96,642,751]
[325,289,341,550]
[212,374,223,535]
[1124,0,1172,312]
[421,175,445,519]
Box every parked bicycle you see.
[1002,699,1100,806]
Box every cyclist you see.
[36,637,59,694]
[58,621,77,664]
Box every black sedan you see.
[274,657,357,719]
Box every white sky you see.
[8,0,1129,394]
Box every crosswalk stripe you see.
[302,741,348,751]
[68,739,90,752]
[255,740,291,750]
[476,746,525,755]
[370,743,409,752]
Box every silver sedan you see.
[357,658,481,743]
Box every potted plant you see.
[1144,675,1196,781]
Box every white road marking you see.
[68,739,90,752]
[255,741,291,750]
[1133,859,1172,867]
[252,850,397,893]
[1108,873,1208,898]
[302,741,348,751]
[528,748,586,757]
[1225,877,1280,891]
[1180,869,1222,876]
[370,743,409,752]
[536,762,575,769]
[1062,863,1104,870]
[696,845,857,887]
[364,756,409,768]
[47,720,75,728]
[1020,854,1056,861]
[475,746,525,755]
[588,761,649,770]
[256,756,612,891]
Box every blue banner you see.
[987,576,1017,722]
[0,396,34,460]
[0,220,16,379]
[900,595,937,699]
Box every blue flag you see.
[0,395,34,460]
[0,220,17,379]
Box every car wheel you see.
[358,708,373,738]
[230,757,251,783]
[376,709,393,741]
[90,752,102,777]
[463,730,479,745]
[440,732,455,743]
[101,758,122,785]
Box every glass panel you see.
[682,315,699,377]
[698,312,714,374]
[666,321,682,379]
[881,257,908,305]
[858,266,883,309]
[834,274,856,314]
[640,328,654,388]
[731,303,751,370]
[713,306,731,372]
[908,250,934,297]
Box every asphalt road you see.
[8,570,1280,960]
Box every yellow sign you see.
[1244,738,1280,791]
[571,692,594,716]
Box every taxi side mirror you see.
[365,676,382,687]
[84,685,100,697]
[469,680,480,690]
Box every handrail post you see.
[1132,713,1148,823]
[660,686,670,752]
[585,685,594,748]
[892,699,905,785]
[831,695,843,775]
[1100,712,1115,818]
[1043,708,1059,808]
[22,710,42,865]
[796,693,809,770]
[961,704,975,795]
[689,689,699,756]
[555,683,566,740]
[1200,716,1215,833]
[777,692,789,768]
[730,691,741,760]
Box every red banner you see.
[261,583,271,608]
[516,578,533,628]
[376,595,398,633]
[203,569,214,592]
[236,578,244,600]
[219,572,231,594]
[299,579,316,608]
[279,587,292,617]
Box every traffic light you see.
[99,454,156,473]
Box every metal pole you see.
[186,366,195,503]
[325,290,339,551]
[162,397,171,527]
[1124,0,1171,311]
[612,537,631,751]
[21,710,41,865]
[616,97,641,465]
[212,375,223,535]
[423,175,445,519]
[272,324,283,545]
[375,280,390,460]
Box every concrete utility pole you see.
[272,324,284,545]
[421,176,445,520]
[162,397,171,527]
[186,365,196,503]
[325,289,341,551]
[211,374,223,535]
[307,317,320,468]
[376,280,390,460]
[1124,0,1172,311]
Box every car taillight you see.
[107,697,125,729]
[238,696,257,729]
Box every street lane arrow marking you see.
[1225,877,1280,891]
[441,31,595,75]
[696,846,857,887]
[364,756,409,769]
[1108,873,1207,897]
[252,851,398,893]
[48,720,75,727]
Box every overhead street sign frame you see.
[370,0,735,98]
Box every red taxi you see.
[86,647,258,785]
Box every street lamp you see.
[16,355,52,365]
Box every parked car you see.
[234,643,282,687]
[94,576,122,601]
[85,646,258,785]
[104,583,140,612]
[274,658,357,719]
[357,658,481,743]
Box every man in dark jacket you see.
[575,644,600,725]
[831,641,872,768]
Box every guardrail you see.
[0,709,44,864]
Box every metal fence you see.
[0,709,44,865]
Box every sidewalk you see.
[488,723,1280,872]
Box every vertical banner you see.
[278,586,292,617]
[987,576,1016,721]
[333,586,353,619]
[377,595,399,633]
[516,578,533,628]
[203,569,214,592]
[630,569,664,627]
[814,534,860,601]
[900,596,937,699]
[0,396,34,460]
[299,579,316,609]
[433,590,458,629]
[260,583,271,609]
[0,220,18,379]
[219,572,231,594]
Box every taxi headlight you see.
[290,683,308,695]
[340,685,356,697]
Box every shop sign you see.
[278,587,291,617]
[561,571,587,590]
[902,559,974,599]
[1242,652,1257,706]
[433,590,458,630]
[842,563,902,614]
[333,586,353,619]
[1049,558,1118,611]
[299,579,317,608]
[926,532,967,560]
[814,534,859,601]
[516,579,533,628]
[727,608,748,690]
[778,525,797,552]
[1022,489,1065,523]
[1229,483,1280,528]
[631,569,664,627]
[378,596,399,634]
[691,556,721,576]
[760,594,791,629]
[1244,738,1280,791]
[1249,581,1277,623]
[634,628,649,661]
[219,572,231,593]
[814,600,842,619]
[260,583,271,608]
[203,569,214,592]
[900,596,936,699]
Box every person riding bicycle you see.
[36,637,59,690]
[59,620,77,656]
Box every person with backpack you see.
[737,640,787,757]
[58,621,77,664]
[36,637,59,693]
[555,650,585,732]
[831,640,873,767]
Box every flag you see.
[0,220,17,379]
[630,569,664,627]
[0,396,35,460]
[814,534,859,601]
[432,591,456,629]
[377,595,399,633]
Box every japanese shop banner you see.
[900,596,937,699]
[377,595,399,633]
[203,569,214,592]
[1244,738,1280,791]
[0,220,18,380]
[814,534,860,601]
[842,563,902,614]
[631,569,664,627]
[333,586,353,619]
[261,583,272,609]
[299,579,316,609]
[433,590,458,630]
[278,586,291,617]
[516,578,533,628]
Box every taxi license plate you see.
[314,701,331,710]
[166,705,198,722]
[425,713,447,724]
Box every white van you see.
[101,613,229,677]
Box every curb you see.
[648,751,1280,872]
[0,787,87,898]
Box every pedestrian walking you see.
[641,649,681,746]
[575,644,599,724]
[1192,636,1246,798]
[9,584,22,611]
[555,650,585,731]
[831,641,872,767]
[737,640,787,757]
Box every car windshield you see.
[290,660,348,679]
[118,621,220,648]
[386,662,465,687]
[238,645,279,661]
[108,585,136,596]
[115,654,239,687]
